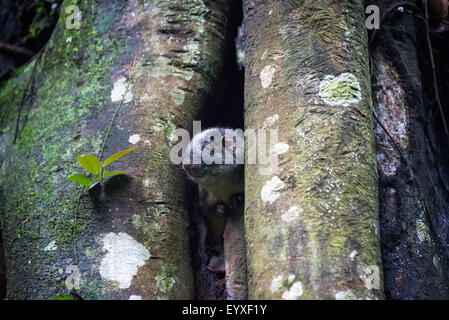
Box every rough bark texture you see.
[368,0,449,299]
[224,201,247,300]
[0,0,229,299]
[0,228,5,298]
[243,0,383,299]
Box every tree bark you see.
[224,201,247,299]
[368,0,449,299]
[0,0,230,299]
[243,0,383,299]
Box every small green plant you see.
[68,146,136,192]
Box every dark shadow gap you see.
[0,0,62,84]
[187,0,244,300]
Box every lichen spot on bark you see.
[318,73,361,107]
[43,240,57,251]
[273,142,289,155]
[281,281,304,300]
[129,134,141,144]
[99,232,150,289]
[129,295,142,300]
[111,77,133,103]
[349,250,358,261]
[270,274,285,293]
[263,114,279,128]
[335,290,357,300]
[260,65,276,89]
[281,206,303,223]
[261,176,284,205]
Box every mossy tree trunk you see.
[0,0,230,299]
[243,0,383,299]
[368,0,449,299]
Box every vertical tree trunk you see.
[224,202,247,299]
[368,0,449,299]
[0,0,230,299]
[243,0,383,299]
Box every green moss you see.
[132,207,169,248]
[0,0,132,299]
[155,264,176,295]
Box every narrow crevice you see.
[196,2,244,130]
[187,0,244,300]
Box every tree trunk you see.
[368,0,449,299]
[0,0,230,299]
[243,0,383,299]
[224,201,247,299]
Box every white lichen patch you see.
[111,77,133,103]
[43,240,57,251]
[349,250,358,261]
[263,114,279,128]
[270,274,284,293]
[319,73,361,107]
[128,134,141,145]
[99,232,150,289]
[281,206,303,223]
[129,295,142,300]
[273,142,289,155]
[335,290,357,300]
[261,176,284,204]
[282,282,303,300]
[287,274,296,285]
[260,65,276,89]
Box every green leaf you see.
[78,154,101,174]
[103,147,136,167]
[102,171,128,178]
[68,174,91,187]
[52,294,73,300]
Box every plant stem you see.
[72,191,82,266]
[99,59,138,161]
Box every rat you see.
[183,127,244,272]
